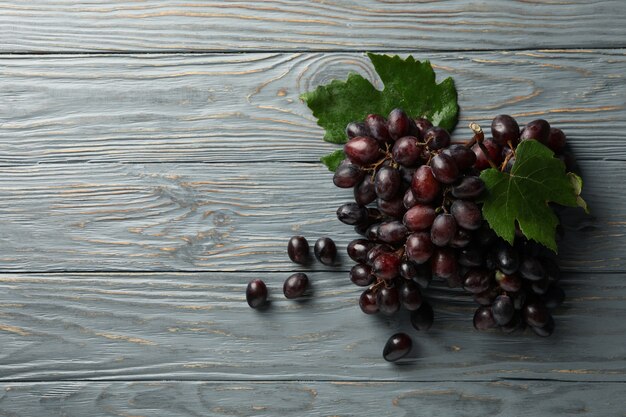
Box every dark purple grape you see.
[403,188,418,209]
[473,306,496,330]
[346,121,370,138]
[359,288,378,314]
[336,202,368,226]
[387,108,411,139]
[443,144,477,171]
[411,166,441,203]
[314,237,337,266]
[495,243,519,275]
[400,279,423,311]
[450,228,472,248]
[473,287,498,306]
[377,286,400,315]
[451,176,485,199]
[373,252,401,281]
[491,114,520,146]
[377,196,406,218]
[520,119,550,144]
[512,289,528,311]
[531,278,550,295]
[519,257,546,281]
[431,248,457,280]
[523,302,550,327]
[458,246,483,267]
[431,213,457,247]
[472,139,502,170]
[531,315,555,337]
[392,136,421,166]
[492,295,514,325]
[365,223,381,242]
[383,332,412,362]
[495,270,522,292]
[377,221,408,244]
[547,127,566,153]
[350,264,375,286]
[246,279,268,308]
[347,239,374,263]
[406,232,434,264]
[366,244,393,265]
[344,136,381,166]
[423,126,451,150]
[287,235,309,264]
[400,260,432,288]
[375,166,402,200]
[463,269,492,294]
[410,301,434,331]
[354,175,377,206]
[413,118,433,139]
[283,273,309,299]
[403,204,436,231]
[399,165,417,184]
[430,153,459,184]
[333,161,364,188]
[450,200,482,230]
[365,114,392,145]
[542,285,565,309]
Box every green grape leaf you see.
[319,149,346,172]
[480,140,587,252]
[301,53,458,171]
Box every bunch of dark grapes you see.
[333,109,572,360]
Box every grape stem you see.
[469,122,498,169]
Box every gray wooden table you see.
[0,1,625,415]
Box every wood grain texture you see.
[1,1,625,53]
[0,271,624,382]
[1,381,625,416]
[1,50,625,164]
[0,161,612,272]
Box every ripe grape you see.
[491,114,520,146]
[350,264,375,286]
[430,213,457,247]
[403,204,436,231]
[400,260,432,289]
[450,228,472,248]
[423,126,450,150]
[372,252,401,281]
[472,139,502,170]
[387,108,411,139]
[246,279,268,309]
[495,243,519,275]
[413,118,433,138]
[347,239,374,263]
[405,232,434,264]
[365,114,392,144]
[473,306,496,330]
[333,160,364,188]
[359,288,379,314]
[520,119,550,144]
[383,333,412,362]
[531,315,555,337]
[377,196,406,218]
[547,127,566,153]
[431,247,457,279]
[399,279,423,311]
[392,136,421,166]
[451,176,485,199]
[344,136,381,166]
[411,165,440,203]
[443,144,476,170]
[463,269,492,294]
[377,221,408,244]
[346,121,370,138]
[354,175,377,205]
[287,235,310,264]
[314,237,337,265]
[366,244,393,265]
[430,153,459,184]
[283,273,309,299]
[492,295,514,325]
[336,202,368,226]
[375,166,402,200]
[403,188,418,209]
[495,270,522,292]
[523,302,550,327]
[450,200,482,230]
[377,286,401,315]
[519,257,546,281]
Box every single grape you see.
[375,166,402,200]
[333,160,364,188]
[392,136,421,167]
[473,306,496,330]
[405,232,434,264]
[423,126,451,150]
[519,257,546,281]
[387,108,411,139]
[430,153,459,184]
[512,289,528,311]
[450,200,482,230]
[520,119,550,144]
[377,286,401,315]
[365,114,392,145]
[495,243,520,275]
[403,204,436,231]
[350,264,375,286]
[383,332,412,362]
[451,176,485,199]
[283,272,309,299]
[359,288,378,314]
[246,279,268,309]
[344,136,381,166]
[450,228,472,248]
[366,244,393,265]
[403,188,418,209]
[377,196,406,218]
[400,260,432,288]
[354,175,377,206]
[413,118,433,138]
[410,301,434,331]
[373,252,401,281]
[542,285,565,309]
[400,279,423,311]
[346,121,370,138]
[495,270,522,292]
[287,235,309,264]
[366,223,381,242]
[442,144,476,171]
[314,237,337,266]
[431,248,457,280]
[411,165,441,203]
[531,278,550,295]
[531,315,555,337]
[472,139,502,170]
[377,221,408,245]
[336,202,368,226]
[491,114,520,146]
[430,213,457,247]
[523,302,550,327]
[347,239,374,263]
[463,269,492,294]
[399,165,417,184]
[492,294,515,325]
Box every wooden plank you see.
[0,161,615,272]
[0,1,625,53]
[0,271,624,382]
[0,381,625,416]
[0,50,625,164]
